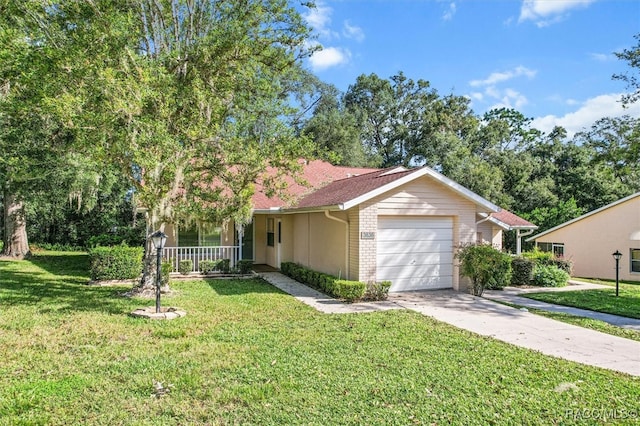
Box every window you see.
[178,225,221,247]
[552,244,564,258]
[267,218,275,247]
[631,249,640,273]
[537,242,552,252]
[537,242,564,257]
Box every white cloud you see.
[589,52,613,62]
[343,20,365,42]
[442,2,457,21]
[485,88,529,110]
[309,47,351,72]
[532,93,640,137]
[519,0,596,27]
[304,1,337,39]
[470,66,537,87]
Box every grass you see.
[1,253,640,425]
[524,280,640,319]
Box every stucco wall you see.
[476,221,503,249]
[292,212,348,278]
[535,196,640,281]
[253,214,267,265]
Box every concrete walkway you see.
[259,272,640,376]
[484,284,640,331]
[259,272,401,314]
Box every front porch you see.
[163,246,241,273]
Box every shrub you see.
[89,245,144,281]
[199,260,218,274]
[511,257,535,286]
[236,260,253,274]
[178,259,193,275]
[550,258,573,275]
[364,281,392,301]
[218,258,231,273]
[31,242,84,252]
[279,262,366,301]
[161,261,172,286]
[532,264,569,287]
[522,248,555,264]
[457,244,512,296]
[87,227,145,249]
[333,280,366,302]
[87,234,127,248]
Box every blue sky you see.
[301,0,640,136]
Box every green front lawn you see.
[1,253,639,425]
[524,281,640,319]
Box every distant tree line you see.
[300,72,640,241]
[0,0,639,262]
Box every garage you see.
[376,216,453,292]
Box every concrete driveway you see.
[260,272,640,376]
[388,290,640,377]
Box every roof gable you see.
[527,192,640,241]
[292,165,499,212]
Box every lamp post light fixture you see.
[150,230,167,313]
[612,250,622,297]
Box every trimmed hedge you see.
[198,259,231,274]
[179,259,193,275]
[89,245,144,281]
[280,262,367,302]
[199,260,218,274]
[236,260,253,274]
[511,257,535,286]
[364,281,392,301]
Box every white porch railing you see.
[162,246,240,273]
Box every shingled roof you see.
[294,167,414,209]
[250,159,535,229]
[251,159,377,210]
[488,209,538,230]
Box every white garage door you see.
[377,216,453,292]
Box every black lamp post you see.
[612,250,622,297]
[150,230,167,313]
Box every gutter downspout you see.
[516,228,535,255]
[324,210,349,280]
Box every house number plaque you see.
[360,232,376,240]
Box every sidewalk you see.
[258,272,640,376]
[483,283,640,331]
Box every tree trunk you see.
[128,224,170,297]
[2,191,30,258]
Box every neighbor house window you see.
[552,244,564,258]
[631,249,640,273]
[267,218,275,247]
[537,242,564,257]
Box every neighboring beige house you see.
[527,192,640,282]
[163,160,532,292]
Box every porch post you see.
[237,225,243,263]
